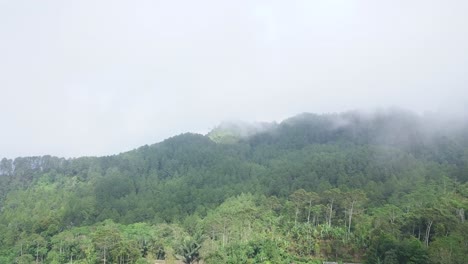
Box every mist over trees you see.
[0,110,467,263]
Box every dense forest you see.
[0,110,467,264]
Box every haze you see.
[1,0,467,158]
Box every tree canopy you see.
[0,110,467,263]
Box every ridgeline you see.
[1,110,467,263]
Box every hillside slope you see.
[0,110,467,263]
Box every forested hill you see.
[1,110,467,264]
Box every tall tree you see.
[322,188,342,227]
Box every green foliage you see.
[174,235,203,264]
[0,111,468,263]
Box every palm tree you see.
[175,235,203,264]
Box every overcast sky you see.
[1,0,467,158]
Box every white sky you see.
[1,0,467,158]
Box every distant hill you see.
[207,120,277,143]
[0,109,467,263]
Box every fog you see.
[1,0,467,158]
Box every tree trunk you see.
[425,220,433,247]
[457,208,465,223]
[294,208,299,227]
[348,200,355,234]
[222,224,226,248]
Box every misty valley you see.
[0,110,467,264]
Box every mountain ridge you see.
[0,109,467,263]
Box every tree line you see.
[0,110,467,263]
